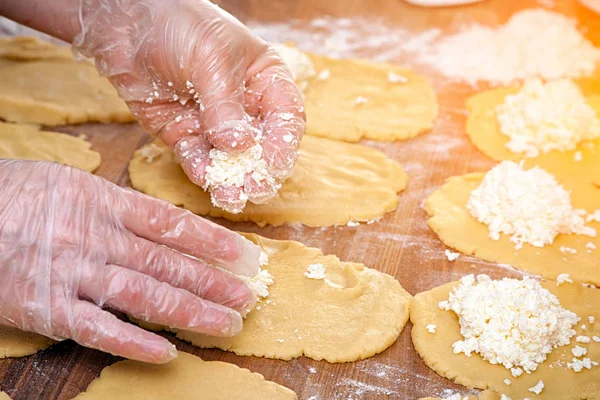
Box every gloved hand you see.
[0,159,260,363]
[73,0,306,213]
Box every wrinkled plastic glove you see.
[73,0,306,213]
[0,160,260,363]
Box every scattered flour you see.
[305,263,326,280]
[495,79,600,157]
[467,161,597,249]
[439,274,579,377]
[418,9,600,85]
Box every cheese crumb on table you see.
[528,380,544,395]
[439,274,579,377]
[444,249,460,261]
[557,273,574,286]
[495,78,600,158]
[304,263,326,280]
[467,161,597,249]
[426,324,437,333]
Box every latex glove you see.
[0,159,260,363]
[73,0,306,213]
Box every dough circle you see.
[411,280,600,400]
[465,86,600,185]
[74,351,296,400]
[304,53,438,142]
[129,136,407,227]
[167,234,411,362]
[425,172,600,285]
[0,122,101,172]
[0,37,133,126]
[0,325,53,358]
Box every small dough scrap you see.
[304,53,438,142]
[0,36,133,126]
[0,325,53,358]
[0,122,101,172]
[129,136,406,227]
[425,173,600,285]
[173,234,412,362]
[466,86,600,185]
[74,351,296,400]
[411,280,600,400]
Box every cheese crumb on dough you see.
[439,274,579,377]
[557,273,574,286]
[140,143,166,163]
[467,161,597,249]
[419,9,600,85]
[576,336,591,343]
[528,380,544,395]
[317,69,331,80]
[304,263,326,280]
[495,79,600,158]
[504,379,511,385]
[589,316,596,324]
[444,249,460,261]
[387,71,408,83]
[243,269,275,299]
[572,345,588,357]
[354,96,369,105]
[593,336,600,342]
[426,324,437,333]
[271,43,316,91]
[568,357,594,372]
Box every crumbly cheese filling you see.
[304,263,326,280]
[271,43,316,91]
[496,79,600,157]
[439,274,579,377]
[467,161,597,249]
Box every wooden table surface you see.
[1,0,599,399]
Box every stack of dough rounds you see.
[74,352,296,400]
[139,233,412,363]
[0,325,53,359]
[0,36,133,126]
[0,121,101,172]
[129,136,407,227]
[302,52,438,142]
[465,85,600,185]
[425,172,600,285]
[411,280,600,399]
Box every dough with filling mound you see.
[466,86,600,186]
[0,36,133,126]
[129,135,406,227]
[0,122,101,172]
[304,53,438,142]
[74,351,296,400]
[420,391,500,400]
[0,325,53,358]
[139,233,412,363]
[425,172,600,285]
[411,280,600,400]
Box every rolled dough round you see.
[0,37,133,126]
[0,325,53,358]
[465,86,600,186]
[411,280,600,399]
[160,234,411,363]
[425,173,600,285]
[129,136,407,227]
[304,53,438,142]
[74,351,296,400]
[0,121,101,172]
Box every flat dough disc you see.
[465,86,600,185]
[74,351,296,400]
[129,136,406,227]
[0,325,53,358]
[411,280,600,400]
[304,53,438,142]
[0,121,101,172]
[0,392,10,400]
[425,172,600,285]
[0,37,133,126]
[174,234,412,362]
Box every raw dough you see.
[0,325,53,358]
[129,136,406,227]
[0,36,133,126]
[171,234,410,362]
[0,122,101,172]
[420,392,499,400]
[74,351,296,400]
[0,392,9,400]
[466,86,600,185]
[303,53,438,142]
[411,280,600,400]
[425,173,600,285]
[404,0,486,6]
